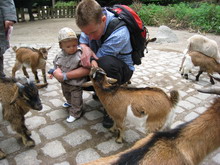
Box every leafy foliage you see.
[135,2,220,34]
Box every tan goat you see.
[0,77,42,159]
[12,46,50,85]
[181,51,220,84]
[84,67,179,143]
[83,95,220,165]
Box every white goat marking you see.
[0,103,2,122]
[181,54,195,75]
[124,105,148,134]
[161,108,175,131]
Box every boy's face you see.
[60,39,78,55]
[80,15,106,40]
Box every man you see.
[0,0,17,78]
[53,0,134,128]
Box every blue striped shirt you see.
[79,8,134,71]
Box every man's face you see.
[81,15,106,40]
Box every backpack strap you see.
[101,18,126,43]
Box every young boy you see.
[48,27,87,123]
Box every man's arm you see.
[53,67,90,82]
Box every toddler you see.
[48,27,86,123]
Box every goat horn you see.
[197,87,220,95]
[16,82,24,88]
[10,86,20,104]
[106,77,118,84]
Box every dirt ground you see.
[11,18,220,53]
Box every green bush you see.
[135,2,220,34]
[54,1,77,7]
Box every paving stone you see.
[96,139,123,154]
[84,110,103,121]
[54,162,70,165]
[0,137,20,154]
[178,100,195,110]
[184,112,199,122]
[39,123,66,139]
[46,109,68,121]
[41,140,66,158]
[76,148,100,164]
[63,129,92,147]
[49,99,64,107]
[25,116,46,129]
[15,150,42,165]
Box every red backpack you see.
[101,5,148,65]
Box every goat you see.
[180,34,220,71]
[83,67,179,143]
[180,51,220,84]
[82,91,220,165]
[12,46,51,86]
[0,77,42,159]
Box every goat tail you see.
[12,46,17,52]
[169,90,179,107]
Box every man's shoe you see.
[102,114,114,128]
[92,93,99,101]
[62,102,71,108]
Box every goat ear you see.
[82,81,93,87]
[106,77,117,84]
[32,48,39,52]
[47,47,51,51]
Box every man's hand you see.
[4,21,14,31]
[80,44,98,67]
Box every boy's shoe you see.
[62,102,71,108]
[66,115,77,123]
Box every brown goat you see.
[84,67,179,143]
[82,96,220,165]
[12,46,50,85]
[0,77,42,159]
[181,51,220,84]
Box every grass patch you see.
[132,2,220,34]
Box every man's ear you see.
[101,15,106,23]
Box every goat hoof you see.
[25,140,35,147]
[26,130,31,136]
[115,138,123,144]
[0,150,6,160]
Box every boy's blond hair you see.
[75,0,103,28]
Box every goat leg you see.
[22,66,30,78]
[195,70,203,81]
[116,127,124,144]
[32,68,40,83]
[10,118,35,147]
[0,149,6,160]
[42,68,47,84]
[208,74,215,85]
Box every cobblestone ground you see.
[0,43,220,165]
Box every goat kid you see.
[84,67,179,143]
[12,46,51,86]
[83,90,220,165]
[0,77,42,159]
[181,51,220,84]
[180,34,220,71]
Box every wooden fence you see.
[16,6,76,22]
